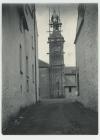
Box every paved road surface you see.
[3,101,98,135]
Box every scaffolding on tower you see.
[48,8,65,98]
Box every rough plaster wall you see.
[2,5,38,127]
[76,4,98,111]
[39,68,50,98]
[24,7,39,101]
[25,8,39,101]
[24,30,36,104]
[35,24,39,101]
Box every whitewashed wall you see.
[75,4,98,111]
[2,4,39,128]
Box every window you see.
[26,56,29,78]
[32,64,34,83]
[32,36,34,49]
[26,56,29,93]
[69,87,72,93]
[19,44,23,74]
[27,79,29,92]
[20,85,22,94]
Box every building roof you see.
[64,77,77,87]
[39,62,77,87]
[39,60,49,68]
[64,67,77,75]
[64,67,77,87]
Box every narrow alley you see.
[2,4,98,135]
[3,100,98,135]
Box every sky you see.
[36,4,78,66]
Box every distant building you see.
[39,60,50,99]
[39,60,78,100]
[2,4,39,128]
[74,4,98,111]
[64,67,78,101]
[48,10,65,98]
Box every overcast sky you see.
[36,4,78,66]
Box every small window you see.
[19,44,23,74]
[69,87,72,93]
[26,56,29,93]
[20,85,22,94]
[26,56,29,78]
[32,36,34,49]
[27,79,29,92]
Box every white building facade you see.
[74,4,98,111]
[2,4,39,128]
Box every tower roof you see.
[49,9,62,31]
